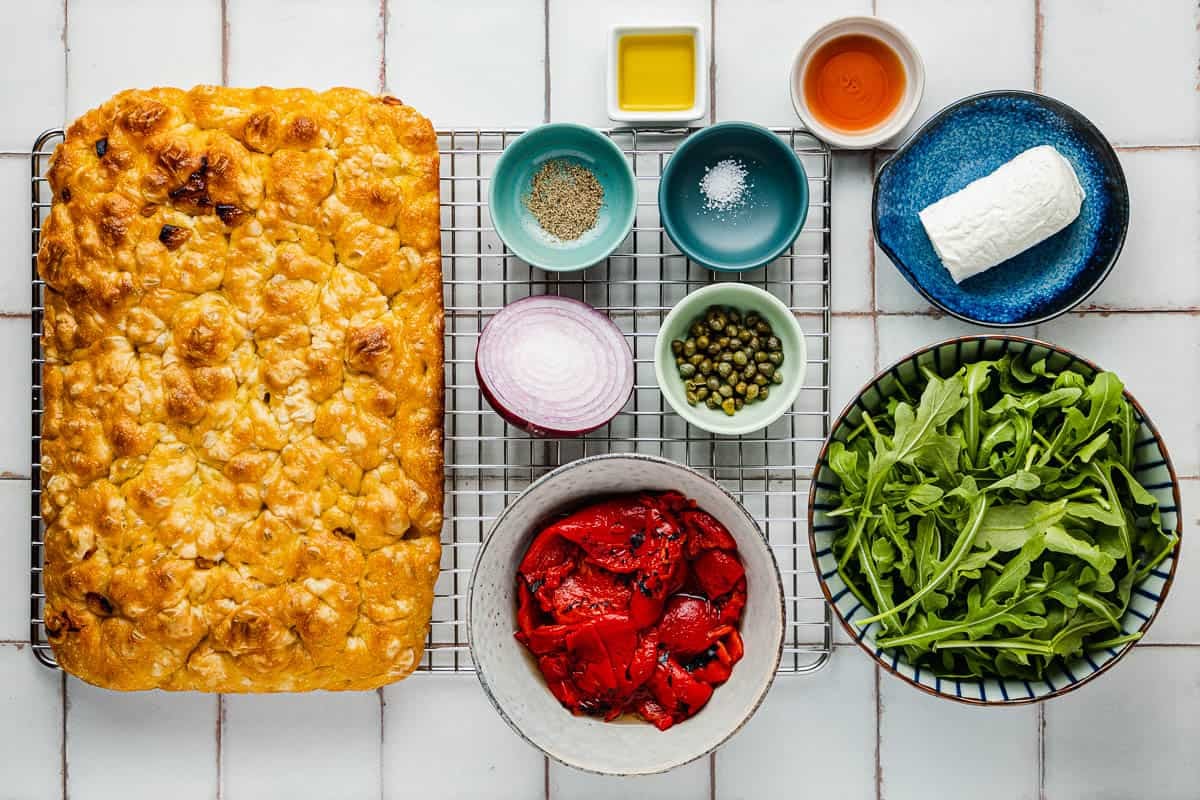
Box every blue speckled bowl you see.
[873,91,1129,327]
[659,122,809,272]
[810,336,1183,705]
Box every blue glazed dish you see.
[873,91,1129,326]
[489,124,636,272]
[659,122,809,272]
[809,336,1182,705]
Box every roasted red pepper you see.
[514,491,748,731]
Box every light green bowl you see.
[655,283,807,435]
[488,123,636,272]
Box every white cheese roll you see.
[918,145,1086,284]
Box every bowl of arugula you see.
[809,335,1182,704]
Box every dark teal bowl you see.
[489,124,636,272]
[659,123,809,272]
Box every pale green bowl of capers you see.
[655,283,807,435]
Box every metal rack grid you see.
[29,126,834,675]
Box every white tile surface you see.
[875,314,1036,368]
[1085,149,1200,310]
[227,0,382,90]
[877,0,1035,140]
[715,651,876,800]
[1044,647,1200,800]
[550,756,709,800]
[715,0,871,126]
[388,0,545,127]
[549,0,712,127]
[1144,478,1199,645]
[382,676,544,800]
[0,481,32,642]
[223,692,380,800]
[66,0,222,118]
[875,240,935,314]
[831,153,875,313]
[0,159,33,314]
[0,3,65,151]
[0,318,32,478]
[67,680,216,800]
[0,645,61,800]
[1036,313,1200,477]
[1040,0,1200,145]
[879,676,1037,800]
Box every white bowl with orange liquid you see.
[790,16,925,149]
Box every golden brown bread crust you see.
[37,87,443,691]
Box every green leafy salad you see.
[828,354,1178,680]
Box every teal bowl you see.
[659,123,809,272]
[489,124,636,272]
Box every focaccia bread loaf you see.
[36,86,443,691]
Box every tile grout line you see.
[215,695,224,800]
[1033,0,1044,92]
[873,665,882,800]
[60,671,68,800]
[543,754,550,800]
[378,0,388,94]
[377,688,386,800]
[543,0,551,124]
[709,0,717,124]
[61,0,69,122]
[1037,703,1046,799]
[710,752,717,800]
[220,0,230,87]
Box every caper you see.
[678,363,696,379]
[742,364,757,379]
[718,351,734,363]
[706,342,721,356]
[696,334,710,350]
[746,384,760,401]
[706,395,720,409]
[718,384,733,398]
[759,387,769,400]
[754,351,768,363]
[745,313,760,328]
[728,337,742,350]
[732,351,748,366]
[691,355,706,367]
[728,309,741,323]
[707,376,721,392]
[695,386,709,400]
[684,339,696,357]
[717,336,730,348]
[756,321,771,335]
[721,398,736,416]
[686,391,698,406]
[671,339,684,356]
[706,310,726,331]
[754,374,769,386]
[716,361,733,379]
[690,322,706,338]
[768,351,783,366]
[766,336,781,351]
[699,358,713,375]
[759,363,775,378]
[735,381,747,396]
[771,371,783,384]
[675,356,684,366]
[748,336,761,351]
[734,398,745,410]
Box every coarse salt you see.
[699,158,750,212]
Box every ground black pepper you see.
[524,159,604,240]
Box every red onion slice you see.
[475,295,635,437]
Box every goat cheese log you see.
[917,145,1085,284]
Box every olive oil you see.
[617,33,696,112]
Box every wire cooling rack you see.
[29,127,833,675]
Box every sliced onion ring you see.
[475,295,635,437]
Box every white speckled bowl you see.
[468,454,784,775]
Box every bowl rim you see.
[488,122,638,273]
[658,121,810,272]
[788,15,927,150]
[654,282,808,435]
[806,333,1183,706]
[467,452,787,774]
[871,89,1131,328]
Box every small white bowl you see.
[468,454,784,776]
[607,24,707,123]
[789,16,925,149]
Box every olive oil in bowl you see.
[608,25,706,122]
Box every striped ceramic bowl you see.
[809,335,1183,704]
